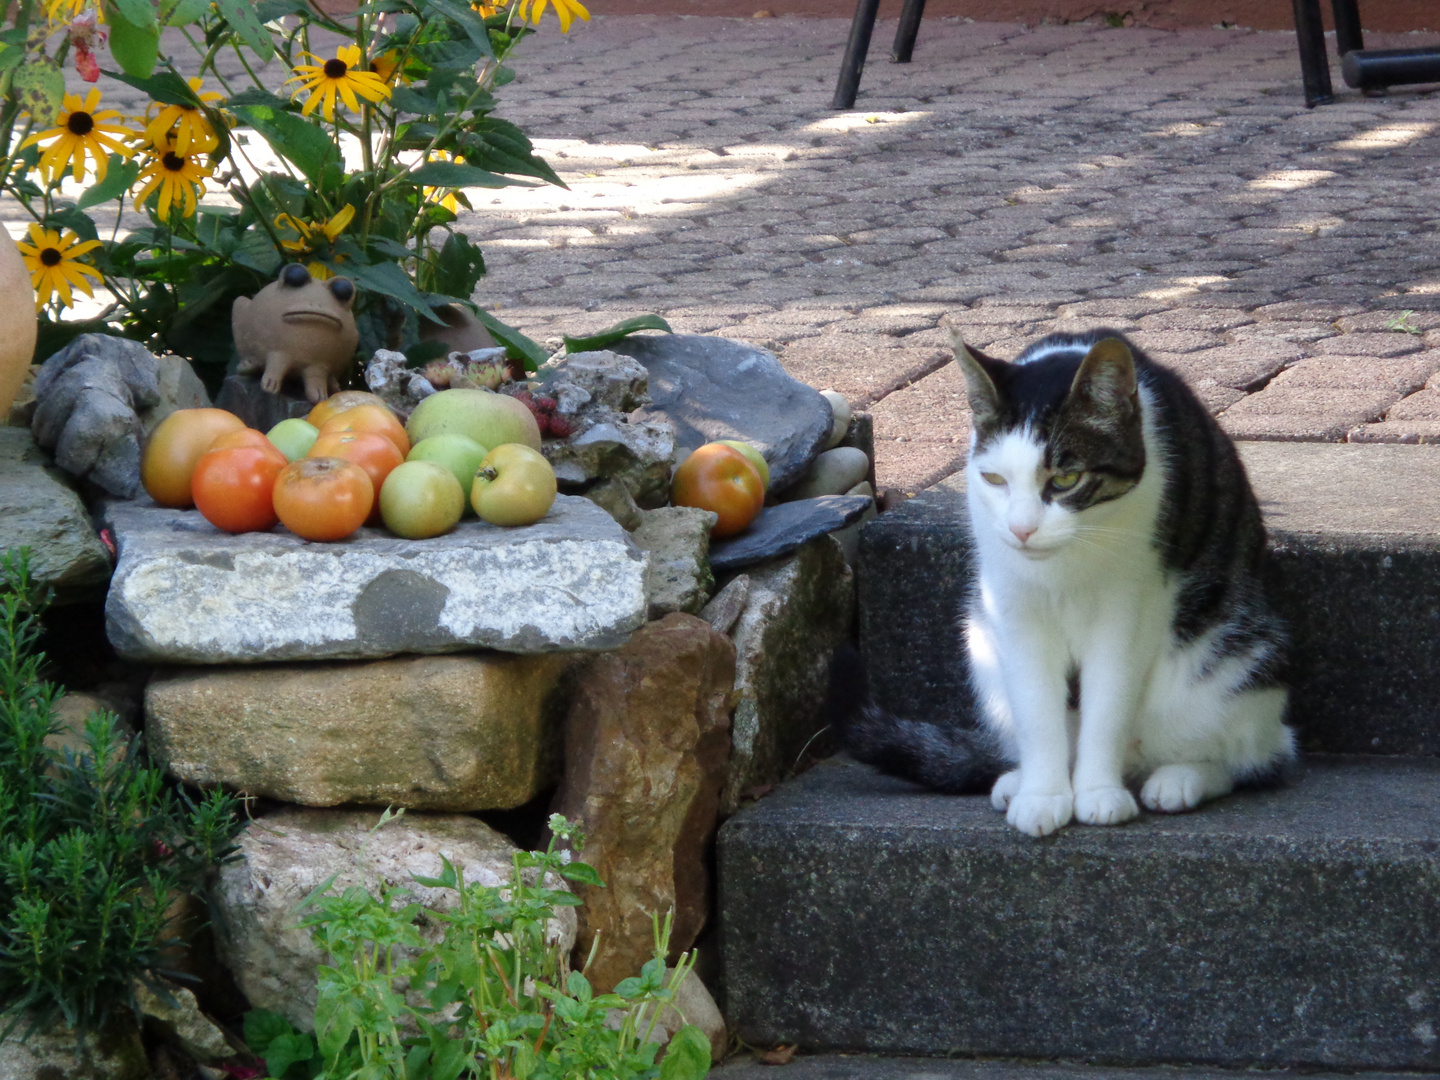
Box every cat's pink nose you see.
[1010,524,1036,543]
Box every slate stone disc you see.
[613,334,833,494]
[709,495,872,572]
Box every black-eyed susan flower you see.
[369,49,410,86]
[20,89,138,185]
[133,141,213,219]
[274,204,355,278]
[287,45,391,122]
[144,78,223,156]
[423,151,461,214]
[17,223,103,311]
[471,1,501,14]
[45,0,96,21]
[516,0,589,31]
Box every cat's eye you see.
[981,472,1006,487]
[1050,470,1082,491]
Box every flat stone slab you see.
[860,442,1440,756]
[720,754,1440,1069]
[710,495,871,572]
[614,334,833,494]
[103,495,648,663]
[714,1058,1430,1080]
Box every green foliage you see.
[563,316,673,354]
[246,813,712,1080]
[0,549,243,1044]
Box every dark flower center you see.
[323,58,348,79]
[40,248,61,267]
[162,152,185,171]
[67,111,94,136]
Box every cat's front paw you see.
[1007,793,1073,837]
[990,769,1022,811]
[1140,763,1231,813]
[1074,786,1139,826]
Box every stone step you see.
[718,754,1440,1071]
[714,1058,1437,1080]
[857,442,1440,758]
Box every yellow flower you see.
[132,142,212,219]
[45,0,98,21]
[472,1,501,14]
[20,89,138,185]
[17,223,103,311]
[287,44,392,122]
[424,151,460,214]
[516,0,589,31]
[144,78,223,156]
[274,205,355,279]
[369,49,409,85]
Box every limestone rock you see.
[213,808,576,1030]
[582,476,643,531]
[102,496,647,663]
[708,495,872,573]
[554,613,736,991]
[723,535,854,814]
[46,689,138,762]
[700,574,750,636]
[658,971,728,1063]
[540,349,652,413]
[146,653,575,811]
[632,506,717,619]
[614,334,832,494]
[784,446,871,501]
[214,374,310,431]
[0,429,111,603]
[0,1020,147,1080]
[818,389,851,451]
[133,980,231,1063]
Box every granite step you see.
[714,1057,1439,1080]
[718,754,1440,1071]
[856,442,1440,758]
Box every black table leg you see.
[891,0,927,63]
[1292,0,1335,106]
[1331,0,1364,55]
[834,0,883,109]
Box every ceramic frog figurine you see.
[233,264,359,402]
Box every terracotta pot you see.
[0,229,37,419]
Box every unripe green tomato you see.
[379,460,465,539]
[471,443,557,526]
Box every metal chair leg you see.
[1330,0,1364,55]
[833,0,882,110]
[891,0,928,63]
[1292,0,1335,106]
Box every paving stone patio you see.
[459,15,1440,491]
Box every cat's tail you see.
[824,645,1005,795]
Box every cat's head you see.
[953,328,1146,558]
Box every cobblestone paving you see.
[462,15,1440,492]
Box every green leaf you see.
[100,69,199,108]
[264,1030,316,1078]
[160,0,213,25]
[563,315,673,354]
[243,1009,296,1056]
[77,157,141,210]
[613,976,643,999]
[389,86,439,115]
[223,87,290,110]
[470,308,546,372]
[556,861,605,887]
[424,0,495,58]
[106,0,158,29]
[658,1024,712,1080]
[12,56,64,127]
[460,118,565,187]
[106,9,161,77]
[346,261,446,324]
[432,232,485,300]
[214,0,275,58]
[234,104,338,186]
[408,160,530,190]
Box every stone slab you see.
[858,443,1440,757]
[710,495,872,573]
[719,755,1440,1069]
[714,1058,1433,1080]
[103,495,648,663]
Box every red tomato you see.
[671,442,765,538]
[306,390,392,430]
[308,430,404,522]
[191,446,284,533]
[141,408,246,508]
[272,457,374,542]
[317,403,410,456]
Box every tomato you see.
[191,446,284,533]
[308,430,404,522]
[272,457,374,542]
[380,461,465,539]
[671,442,765,538]
[207,427,288,466]
[141,408,246,508]
[305,390,391,430]
[471,444,557,527]
[318,403,410,457]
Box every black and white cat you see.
[838,328,1295,837]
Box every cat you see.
[835,327,1295,837]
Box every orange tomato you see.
[306,390,392,430]
[141,408,247,508]
[308,430,404,522]
[671,442,765,538]
[272,457,374,542]
[207,427,288,466]
[318,403,411,457]
[191,446,284,533]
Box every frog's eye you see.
[329,277,354,304]
[281,263,310,288]
[980,472,1006,487]
[1050,470,1082,491]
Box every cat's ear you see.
[950,329,1006,428]
[1068,337,1140,418]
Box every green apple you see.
[471,444,557,527]
[266,417,320,461]
[379,460,466,539]
[406,389,542,455]
[407,433,488,501]
[718,439,770,492]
